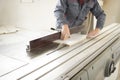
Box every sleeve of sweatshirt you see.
[90,0,106,29]
[54,0,68,28]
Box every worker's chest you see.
[67,0,94,11]
[67,0,94,17]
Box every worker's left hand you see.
[87,28,100,38]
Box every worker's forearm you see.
[54,0,68,28]
[96,13,106,29]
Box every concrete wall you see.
[0,0,19,26]
[0,0,56,31]
[0,0,120,30]
[103,0,120,26]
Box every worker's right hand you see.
[61,24,70,40]
[87,28,100,38]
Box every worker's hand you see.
[87,28,100,38]
[61,24,70,40]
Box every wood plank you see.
[54,33,86,46]
[0,23,119,80]
[0,25,20,35]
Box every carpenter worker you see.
[54,0,106,40]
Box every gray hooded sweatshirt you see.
[54,0,106,29]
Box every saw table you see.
[0,23,120,80]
